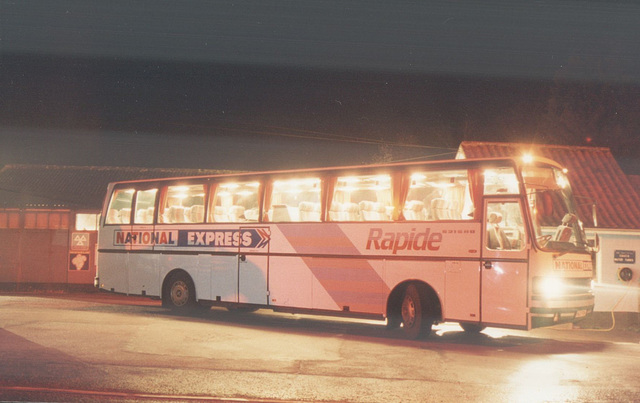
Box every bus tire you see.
[400,284,432,339]
[386,288,404,329]
[163,272,197,311]
[460,323,486,333]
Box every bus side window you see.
[133,189,158,224]
[330,174,392,221]
[105,188,135,224]
[486,201,525,251]
[159,184,206,224]
[268,178,321,222]
[404,170,472,221]
[210,181,261,223]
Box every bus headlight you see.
[534,277,565,299]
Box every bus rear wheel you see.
[400,284,432,339]
[163,272,197,311]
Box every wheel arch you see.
[161,268,197,307]
[386,280,442,327]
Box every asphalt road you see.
[1,292,639,402]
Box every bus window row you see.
[104,169,477,225]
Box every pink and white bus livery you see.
[97,157,595,338]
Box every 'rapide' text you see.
[366,227,442,254]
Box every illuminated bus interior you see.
[102,159,589,254]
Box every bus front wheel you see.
[400,284,432,339]
[163,272,197,311]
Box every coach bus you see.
[96,156,595,338]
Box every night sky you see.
[2,1,640,173]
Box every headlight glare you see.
[535,277,565,299]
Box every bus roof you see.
[106,156,564,186]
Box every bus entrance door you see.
[237,227,270,305]
[481,200,529,328]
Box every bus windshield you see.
[522,165,589,252]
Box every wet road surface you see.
[1,293,639,402]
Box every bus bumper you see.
[530,295,595,328]
[531,305,594,328]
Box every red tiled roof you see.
[457,141,640,230]
[628,175,640,196]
